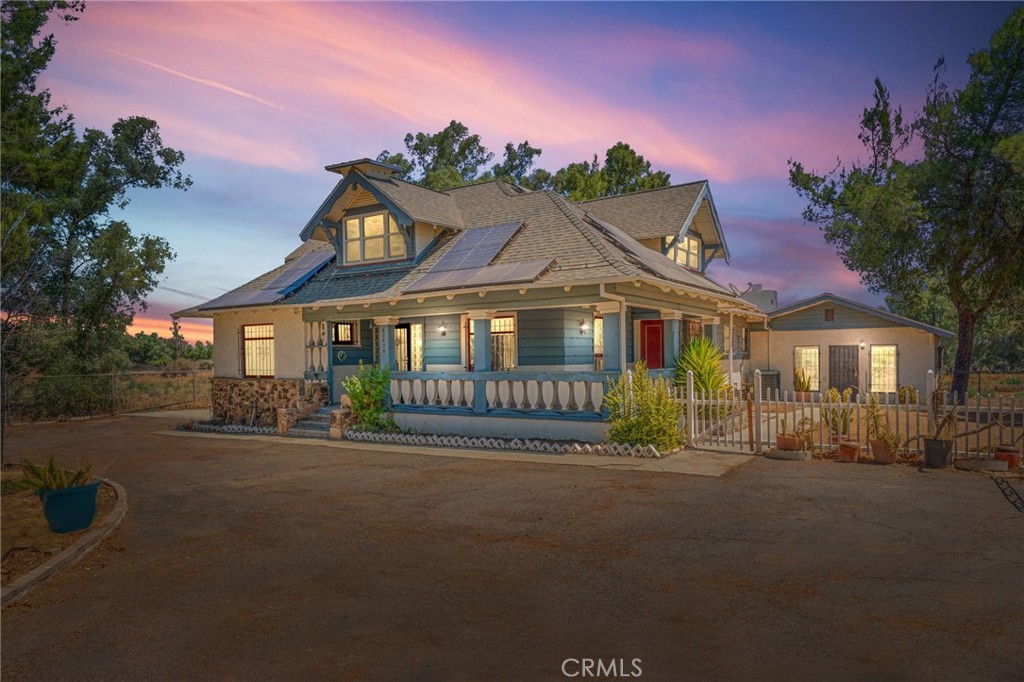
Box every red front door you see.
[640,320,664,369]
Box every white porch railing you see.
[390,371,610,418]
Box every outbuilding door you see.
[829,345,859,395]
[639,320,664,369]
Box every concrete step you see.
[301,413,330,425]
[287,426,331,439]
[294,419,328,430]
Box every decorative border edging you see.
[344,430,663,458]
[1,477,128,607]
[187,423,277,436]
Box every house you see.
[174,158,766,439]
[749,292,953,397]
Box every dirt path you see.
[1,416,1021,680]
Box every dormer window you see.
[343,212,407,264]
[665,234,702,270]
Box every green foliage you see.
[20,456,92,490]
[674,337,727,396]
[898,384,919,405]
[788,9,1024,396]
[1,1,190,388]
[340,362,397,432]
[866,393,902,452]
[376,122,670,199]
[604,361,682,451]
[794,367,813,393]
[822,387,854,437]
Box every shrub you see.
[674,337,727,396]
[340,362,398,432]
[605,360,682,452]
[897,384,919,405]
[795,367,813,393]
[21,457,93,490]
[822,386,854,437]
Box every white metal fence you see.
[682,370,1024,456]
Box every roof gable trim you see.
[299,170,415,241]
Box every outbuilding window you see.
[871,345,898,393]
[793,345,819,392]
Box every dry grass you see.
[1,470,117,586]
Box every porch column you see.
[468,311,495,413]
[728,312,735,389]
[596,303,622,372]
[373,316,400,371]
[661,311,682,369]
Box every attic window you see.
[664,234,702,270]
[343,212,407,264]
[825,308,835,321]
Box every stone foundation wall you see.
[212,378,328,427]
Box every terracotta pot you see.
[837,440,860,463]
[870,439,897,465]
[993,444,1021,470]
[777,434,802,452]
[795,391,812,403]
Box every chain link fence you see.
[3,370,213,424]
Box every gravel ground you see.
[1,415,1021,681]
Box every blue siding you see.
[772,302,901,331]
[626,309,659,363]
[333,319,374,366]
[423,315,462,367]
[518,309,594,367]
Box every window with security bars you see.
[793,346,819,392]
[332,322,357,345]
[870,345,898,393]
[467,316,517,370]
[242,324,274,377]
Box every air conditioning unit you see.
[759,369,780,399]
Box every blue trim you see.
[391,404,606,421]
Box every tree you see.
[377,123,671,199]
[1,2,190,381]
[789,9,1024,397]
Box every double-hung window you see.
[343,212,407,264]
[242,324,274,377]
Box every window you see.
[242,324,274,377]
[467,316,517,370]
[343,212,407,264]
[332,322,358,346]
[594,316,604,370]
[794,346,819,392]
[665,234,702,270]
[871,345,898,393]
[824,308,835,321]
[683,319,703,347]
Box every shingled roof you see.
[186,175,748,316]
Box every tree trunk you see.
[951,308,976,400]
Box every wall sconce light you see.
[438,321,447,337]
[579,319,589,335]
[859,339,866,350]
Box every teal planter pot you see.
[37,480,101,533]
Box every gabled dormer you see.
[581,180,730,273]
[299,159,463,268]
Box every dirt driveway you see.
[2,416,1022,681]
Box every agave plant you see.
[21,457,93,491]
[674,336,727,397]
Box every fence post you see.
[753,370,763,454]
[192,371,197,406]
[686,370,695,446]
[110,373,116,413]
[926,369,936,434]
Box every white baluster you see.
[526,380,540,410]
[464,380,474,407]
[512,381,525,410]
[412,379,423,405]
[592,382,604,412]
[541,381,554,410]
[425,380,437,405]
[451,379,463,407]
[498,380,510,409]
[390,380,399,404]
[438,379,450,406]
[485,380,497,409]
[556,381,570,411]
[573,381,588,412]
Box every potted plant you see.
[777,416,815,452]
[21,457,100,533]
[794,368,813,402]
[865,392,901,464]
[837,439,861,463]
[822,386,853,447]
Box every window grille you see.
[242,324,274,377]
[870,345,898,393]
[793,345,819,391]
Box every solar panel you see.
[403,258,552,294]
[430,221,522,272]
[264,248,335,294]
[197,247,335,311]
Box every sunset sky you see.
[41,2,1015,343]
